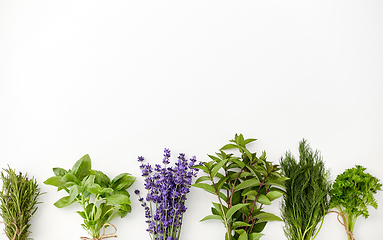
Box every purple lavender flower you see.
[136,148,199,240]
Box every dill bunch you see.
[280,139,331,240]
[0,166,42,240]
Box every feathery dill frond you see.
[280,139,331,240]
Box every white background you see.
[1,1,382,239]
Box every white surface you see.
[0,1,382,239]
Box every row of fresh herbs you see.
[0,134,381,240]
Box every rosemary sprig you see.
[280,139,331,240]
[0,166,42,240]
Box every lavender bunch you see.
[135,148,199,240]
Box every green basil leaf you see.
[72,154,91,181]
[94,206,102,220]
[69,185,80,203]
[62,172,80,185]
[44,176,66,188]
[101,188,114,194]
[53,167,67,177]
[87,183,102,194]
[84,175,96,188]
[77,211,86,219]
[54,196,73,208]
[111,173,136,190]
[106,194,131,205]
[94,170,111,187]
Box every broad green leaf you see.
[106,194,131,205]
[255,212,282,223]
[220,144,238,150]
[69,185,80,203]
[77,211,86,219]
[216,175,230,191]
[264,179,285,188]
[244,138,257,145]
[242,190,258,196]
[114,190,130,197]
[234,179,260,192]
[111,173,130,185]
[211,159,228,178]
[236,134,245,147]
[239,146,253,161]
[226,203,249,220]
[111,173,136,190]
[212,202,225,217]
[84,175,96,188]
[100,204,113,219]
[238,231,248,240]
[87,183,102,194]
[208,154,222,162]
[249,233,264,240]
[257,194,271,205]
[235,229,248,240]
[266,190,284,201]
[192,183,228,202]
[54,196,73,208]
[192,164,209,173]
[44,176,66,188]
[200,214,223,222]
[94,170,111,187]
[85,203,94,216]
[53,167,67,177]
[94,206,102,220]
[232,221,251,229]
[72,154,91,181]
[101,188,114,194]
[195,176,211,184]
[252,222,267,232]
[239,172,254,178]
[232,159,246,169]
[62,172,80,185]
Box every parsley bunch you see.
[330,165,382,240]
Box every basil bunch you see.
[193,134,286,240]
[44,154,136,239]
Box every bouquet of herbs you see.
[44,154,136,239]
[193,134,286,240]
[330,165,382,240]
[0,166,42,240]
[280,139,331,240]
[135,148,199,240]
